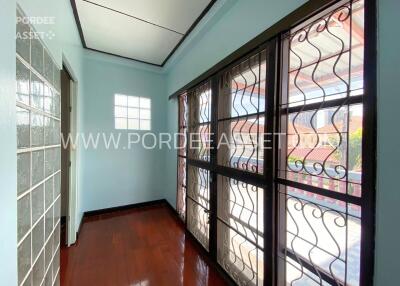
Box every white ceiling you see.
[75,0,213,66]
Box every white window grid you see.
[114,94,151,130]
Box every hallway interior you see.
[60,204,227,286]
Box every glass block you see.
[30,73,44,110]
[45,266,53,286]
[17,107,30,149]
[17,193,31,242]
[45,206,54,240]
[45,235,53,270]
[54,198,61,224]
[45,177,53,210]
[44,50,54,85]
[53,223,60,254]
[16,11,30,63]
[22,272,32,286]
[44,117,52,146]
[54,68,61,92]
[55,148,61,172]
[53,93,61,118]
[32,218,44,262]
[32,184,44,224]
[54,172,61,198]
[32,252,45,286]
[17,152,31,195]
[17,58,30,105]
[52,248,60,279]
[31,112,44,147]
[44,85,54,114]
[31,37,44,75]
[18,234,31,285]
[32,150,44,186]
[44,148,54,177]
[53,120,61,145]
[54,272,60,286]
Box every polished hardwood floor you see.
[60,204,227,286]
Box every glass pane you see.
[218,50,267,118]
[17,107,30,149]
[31,73,44,110]
[128,108,139,118]
[32,218,44,261]
[16,59,30,105]
[18,234,31,285]
[32,184,44,224]
[140,120,151,131]
[115,106,127,117]
[32,150,44,186]
[17,152,31,195]
[140,97,151,109]
[17,193,31,242]
[115,118,127,129]
[218,116,264,174]
[16,10,31,63]
[188,81,212,161]
[128,119,139,130]
[286,1,364,106]
[44,84,53,114]
[177,156,186,220]
[280,186,361,286]
[31,112,44,147]
[187,166,210,250]
[128,96,139,107]
[115,94,127,106]
[140,108,151,120]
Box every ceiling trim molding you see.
[70,0,218,67]
[161,0,218,66]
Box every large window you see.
[277,1,366,285]
[114,94,151,130]
[176,0,375,285]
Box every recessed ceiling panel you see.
[87,0,212,34]
[73,0,216,66]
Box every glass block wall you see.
[16,9,61,286]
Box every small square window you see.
[114,94,151,130]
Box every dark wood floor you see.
[60,204,227,286]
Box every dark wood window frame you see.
[175,0,376,285]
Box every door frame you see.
[62,55,79,246]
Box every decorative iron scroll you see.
[188,81,212,162]
[177,93,187,220]
[217,175,264,286]
[218,50,267,174]
[187,166,210,250]
[279,0,364,285]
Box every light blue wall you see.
[165,0,307,95]
[375,0,400,285]
[80,51,167,212]
[164,100,178,207]
[0,0,17,284]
